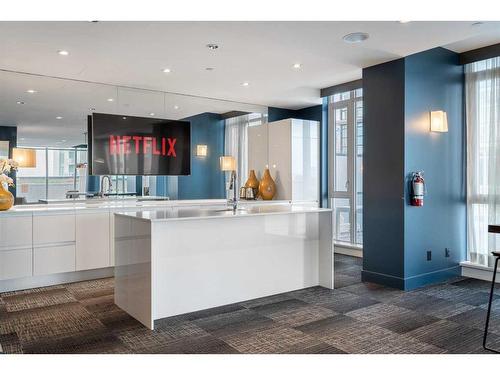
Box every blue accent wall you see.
[178,112,225,200]
[403,48,466,289]
[362,48,465,290]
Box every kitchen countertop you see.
[0,199,317,216]
[115,204,331,222]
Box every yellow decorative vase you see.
[244,169,260,198]
[0,183,14,211]
[258,168,276,201]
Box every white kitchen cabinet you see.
[262,118,319,201]
[0,214,32,249]
[33,244,76,275]
[247,122,269,180]
[33,212,76,245]
[0,248,32,280]
[76,211,110,271]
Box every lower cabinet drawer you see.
[0,248,33,280]
[33,244,76,276]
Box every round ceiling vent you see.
[342,32,369,43]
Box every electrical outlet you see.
[445,248,451,258]
[427,250,432,261]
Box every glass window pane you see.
[333,198,351,242]
[16,149,46,203]
[47,149,76,199]
[334,106,348,192]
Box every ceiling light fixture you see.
[162,68,171,73]
[242,82,249,87]
[293,63,302,69]
[206,44,219,50]
[399,20,411,24]
[16,101,25,105]
[26,89,37,94]
[174,105,179,110]
[56,116,63,120]
[107,98,114,102]
[342,32,370,43]
[205,67,215,71]
[150,112,155,116]
[58,50,69,56]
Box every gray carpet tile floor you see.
[1,254,500,354]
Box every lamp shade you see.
[220,156,236,171]
[430,110,448,132]
[12,148,36,168]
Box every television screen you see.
[89,113,191,176]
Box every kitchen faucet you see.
[99,175,113,197]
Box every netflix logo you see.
[109,135,177,157]
[90,113,191,176]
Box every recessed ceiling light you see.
[122,117,127,120]
[292,63,302,69]
[149,112,155,116]
[206,44,219,50]
[242,82,249,87]
[107,98,114,102]
[89,107,96,111]
[174,105,179,110]
[26,89,37,94]
[399,20,411,24]
[61,140,67,143]
[16,101,25,105]
[58,50,69,56]
[56,116,63,120]
[205,67,215,71]
[342,32,369,43]
[162,68,171,73]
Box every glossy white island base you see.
[114,205,333,329]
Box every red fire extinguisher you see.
[411,171,425,207]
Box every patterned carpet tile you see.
[451,278,500,294]
[2,288,77,312]
[65,278,114,300]
[221,324,324,354]
[240,293,295,309]
[419,284,498,306]
[192,308,275,337]
[263,304,337,327]
[402,319,498,353]
[340,282,405,303]
[181,303,246,321]
[288,286,351,305]
[318,291,380,314]
[447,308,500,335]
[346,303,439,334]
[250,298,308,315]
[334,273,362,288]
[0,332,23,354]
[148,334,239,354]
[387,291,476,319]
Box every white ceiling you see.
[0,21,500,147]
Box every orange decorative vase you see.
[0,183,14,211]
[244,169,260,198]
[258,169,276,200]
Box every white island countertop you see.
[115,204,331,222]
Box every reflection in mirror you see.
[0,70,267,203]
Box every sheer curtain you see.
[224,114,249,189]
[466,57,500,267]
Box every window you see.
[329,88,363,245]
[465,57,500,267]
[15,146,137,203]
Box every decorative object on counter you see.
[0,158,18,211]
[12,147,36,168]
[245,187,255,200]
[239,186,247,200]
[259,168,276,200]
[244,169,259,199]
[220,156,238,210]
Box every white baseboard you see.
[334,244,363,258]
[0,267,114,293]
[460,261,500,283]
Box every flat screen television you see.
[88,113,191,176]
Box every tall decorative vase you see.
[0,183,14,211]
[259,168,276,200]
[244,169,260,198]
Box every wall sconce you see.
[196,144,208,157]
[430,110,448,132]
[12,147,37,168]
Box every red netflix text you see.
[109,135,177,157]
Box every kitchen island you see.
[114,205,333,329]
